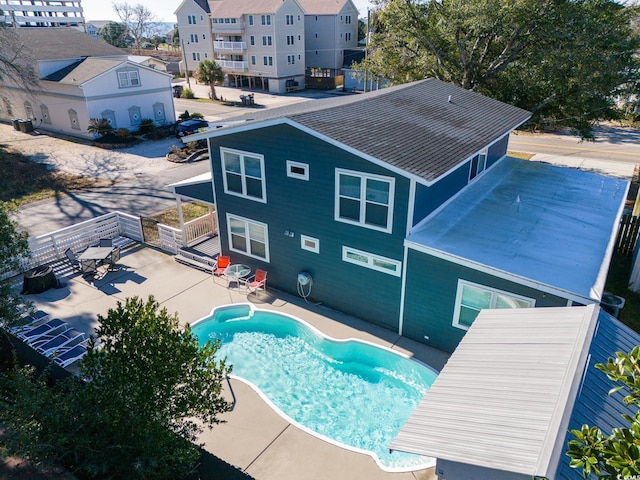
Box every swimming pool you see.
[191,304,437,472]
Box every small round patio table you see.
[224,264,251,288]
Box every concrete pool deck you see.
[17,244,448,480]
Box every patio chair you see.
[246,269,267,295]
[65,247,80,271]
[54,343,87,368]
[29,326,73,348]
[99,238,112,247]
[80,259,97,276]
[213,255,230,276]
[106,247,121,271]
[17,318,66,342]
[36,329,85,357]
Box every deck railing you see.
[184,212,216,246]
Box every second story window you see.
[263,56,273,66]
[345,32,351,41]
[192,52,200,61]
[335,169,394,233]
[190,33,199,43]
[187,14,196,24]
[117,69,140,88]
[262,35,272,46]
[221,148,266,202]
[286,14,293,24]
[469,149,488,181]
[261,14,271,25]
[287,35,294,45]
[345,15,351,24]
[250,35,255,45]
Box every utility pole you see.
[181,38,191,89]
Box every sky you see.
[82,0,373,23]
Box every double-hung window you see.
[335,169,394,233]
[261,15,271,25]
[453,280,535,330]
[221,148,266,202]
[227,214,269,261]
[118,70,140,88]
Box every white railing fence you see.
[19,211,143,273]
[184,212,216,246]
[5,211,217,279]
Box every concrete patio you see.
[16,244,448,480]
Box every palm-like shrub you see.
[195,59,225,101]
[87,118,114,137]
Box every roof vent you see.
[448,95,452,103]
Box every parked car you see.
[176,119,208,138]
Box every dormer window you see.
[118,69,140,88]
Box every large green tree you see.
[195,59,225,100]
[98,21,130,48]
[567,346,640,478]
[360,0,640,137]
[0,296,232,479]
[0,201,30,329]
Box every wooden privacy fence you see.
[616,214,640,256]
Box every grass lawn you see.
[0,145,111,206]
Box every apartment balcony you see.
[218,60,248,72]
[214,41,247,53]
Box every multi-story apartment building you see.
[1,0,84,27]
[173,0,214,74]
[297,0,359,81]
[208,0,305,94]
[175,0,359,93]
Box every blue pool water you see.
[191,304,437,472]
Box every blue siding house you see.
[183,78,627,354]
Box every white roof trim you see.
[404,238,596,305]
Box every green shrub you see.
[138,118,155,134]
[115,128,130,139]
[87,118,114,137]
[181,88,195,99]
[178,110,190,121]
[190,112,204,119]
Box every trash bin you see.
[601,292,625,318]
[12,118,21,130]
[18,119,34,132]
[173,85,184,98]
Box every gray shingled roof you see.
[43,58,125,85]
[194,0,210,13]
[297,0,353,15]
[208,0,286,17]
[13,27,126,61]
[196,79,531,183]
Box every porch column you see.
[208,205,216,234]
[176,197,187,247]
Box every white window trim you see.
[335,168,395,233]
[220,147,267,203]
[300,235,319,253]
[452,280,536,331]
[286,160,309,180]
[342,246,401,277]
[469,148,488,181]
[226,213,270,262]
[118,69,140,88]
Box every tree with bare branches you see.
[112,2,158,54]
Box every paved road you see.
[509,124,640,165]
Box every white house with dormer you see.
[0,28,175,139]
